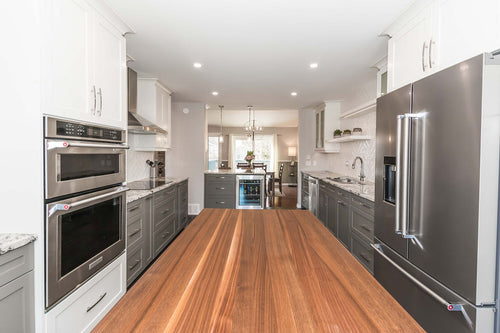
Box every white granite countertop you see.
[302,170,375,202]
[0,233,37,255]
[126,177,188,203]
[204,168,267,175]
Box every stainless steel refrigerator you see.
[374,53,500,332]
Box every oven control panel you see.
[52,119,124,142]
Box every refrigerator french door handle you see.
[395,115,404,235]
[371,243,475,331]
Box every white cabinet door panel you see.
[93,14,126,129]
[45,0,94,122]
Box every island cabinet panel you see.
[0,243,35,333]
[204,174,236,209]
[93,209,424,333]
[177,180,188,230]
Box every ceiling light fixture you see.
[244,106,263,149]
[309,63,318,69]
[291,92,298,96]
[219,105,224,143]
[212,91,219,96]
[193,62,202,68]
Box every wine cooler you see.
[236,175,265,209]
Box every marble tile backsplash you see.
[127,150,154,182]
[326,110,376,182]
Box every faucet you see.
[352,156,365,182]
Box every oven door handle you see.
[46,140,129,150]
[48,187,129,217]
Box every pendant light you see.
[219,105,224,143]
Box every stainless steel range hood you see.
[128,68,167,135]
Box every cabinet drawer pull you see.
[128,259,140,271]
[128,206,140,213]
[216,176,226,179]
[216,201,226,204]
[161,231,171,239]
[361,225,372,232]
[86,292,107,312]
[129,229,141,238]
[337,200,346,207]
[362,203,372,209]
[216,187,225,190]
[359,253,371,262]
[162,209,170,214]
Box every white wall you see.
[166,102,206,214]
[0,1,44,332]
[126,149,154,182]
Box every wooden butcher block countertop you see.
[93,209,423,333]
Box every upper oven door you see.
[45,139,128,199]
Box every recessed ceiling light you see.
[193,62,202,68]
[212,91,219,96]
[291,92,298,96]
[309,63,318,69]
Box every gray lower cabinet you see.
[126,181,189,286]
[307,180,375,274]
[204,174,236,208]
[0,242,35,333]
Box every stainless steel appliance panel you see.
[45,139,127,199]
[375,84,411,258]
[236,175,264,209]
[408,55,483,303]
[373,241,485,333]
[307,176,319,217]
[45,186,127,308]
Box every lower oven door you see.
[45,139,127,199]
[45,186,127,309]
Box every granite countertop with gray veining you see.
[302,170,375,202]
[0,234,37,255]
[127,177,188,203]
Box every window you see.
[208,136,219,170]
[232,135,274,170]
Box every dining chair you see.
[268,163,284,194]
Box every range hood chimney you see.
[127,68,167,135]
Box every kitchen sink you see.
[327,176,358,184]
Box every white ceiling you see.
[107,0,414,109]
[206,108,298,127]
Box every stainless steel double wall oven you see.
[44,116,128,309]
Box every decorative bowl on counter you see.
[353,127,362,134]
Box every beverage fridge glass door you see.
[236,175,264,209]
[408,55,484,304]
[375,84,411,258]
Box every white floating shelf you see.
[326,135,371,143]
[340,99,376,119]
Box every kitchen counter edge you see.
[126,177,189,204]
[0,233,38,255]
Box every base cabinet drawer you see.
[154,220,175,257]
[205,196,235,209]
[351,207,374,242]
[46,254,126,333]
[126,247,144,286]
[351,233,374,274]
[0,271,35,333]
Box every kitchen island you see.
[93,209,423,332]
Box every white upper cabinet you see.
[386,0,500,91]
[43,0,131,129]
[314,101,341,153]
[137,79,172,148]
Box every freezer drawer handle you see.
[371,243,474,331]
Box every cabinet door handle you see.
[128,206,140,213]
[86,292,107,312]
[216,201,226,204]
[359,252,371,262]
[362,203,372,209]
[128,259,140,271]
[337,200,346,207]
[129,228,141,238]
[161,231,171,239]
[428,38,434,69]
[422,41,428,72]
[216,187,225,190]
[91,85,96,115]
[361,225,372,232]
[97,88,103,116]
[162,209,170,214]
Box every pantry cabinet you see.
[43,0,130,129]
[386,0,500,92]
